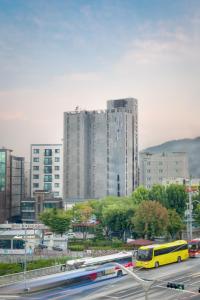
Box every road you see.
[1,258,200,299]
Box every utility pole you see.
[188,190,193,240]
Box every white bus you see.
[66,251,134,280]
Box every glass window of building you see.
[33,157,39,162]
[33,166,39,171]
[33,183,39,188]
[33,149,39,154]
[44,182,52,191]
[55,174,60,179]
[55,149,60,153]
[44,157,52,165]
[44,149,52,156]
[55,157,60,162]
[54,166,60,171]
[44,166,52,174]
[33,174,39,179]
[54,183,60,188]
[44,175,52,182]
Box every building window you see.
[159,169,163,173]
[55,157,60,162]
[55,174,60,179]
[33,174,39,179]
[33,183,39,188]
[54,192,59,197]
[44,149,52,156]
[55,149,60,153]
[54,166,60,171]
[44,182,52,191]
[54,183,60,188]
[44,158,52,165]
[33,149,39,154]
[33,157,39,162]
[33,166,39,171]
[147,169,151,173]
[44,166,52,174]
[44,175,52,182]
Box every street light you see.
[14,224,29,292]
[113,262,154,300]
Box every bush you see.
[68,244,85,251]
[0,256,71,276]
[0,263,22,276]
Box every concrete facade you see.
[63,98,138,203]
[30,144,63,198]
[139,152,189,189]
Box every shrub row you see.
[0,256,71,276]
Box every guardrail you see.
[0,264,65,286]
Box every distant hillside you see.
[142,137,200,178]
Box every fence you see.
[0,264,65,286]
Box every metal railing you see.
[0,264,64,286]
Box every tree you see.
[166,184,188,216]
[148,184,167,207]
[167,209,184,240]
[101,198,134,240]
[133,201,169,239]
[130,186,149,205]
[39,208,72,236]
[72,202,94,239]
[194,203,200,226]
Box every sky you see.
[0,0,200,159]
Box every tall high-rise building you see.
[63,98,138,203]
[139,152,189,189]
[30,144,63,198]
[0,148,24,223]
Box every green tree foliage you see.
[90,197,135,240]
[194,203,200,226]
[165,184,188,216]
[130,186,149,205]
[72,202,94,239]
[148,184,167,206]
[102,200,134,240]
[167,209,183,239]
[133,200,169,239]
[39,208,72,235]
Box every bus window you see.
[137,249,153,261]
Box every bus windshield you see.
[188,243,197,250]
[137,249,153,261]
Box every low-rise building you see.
[21,191,63,223]
[30,144,63,198]
[140,152,189,189]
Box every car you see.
[52,246,64,251]
[67,232,76,239]
[37,244,48,249]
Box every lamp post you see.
[113,262,154,300]
[23,224,29,292]
[14,224,29,292]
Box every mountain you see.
[142,137,200,178]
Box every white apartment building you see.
[140,152,189,189]
[63,98,138,203]
[30,144,63,198]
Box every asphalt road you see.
[2,258,200,300]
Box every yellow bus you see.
[136,240,189,269]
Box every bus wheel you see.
[177,256,181,263]
[117,270,123,277]
[155,262,159,268]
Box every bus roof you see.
[139,240,187,251]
